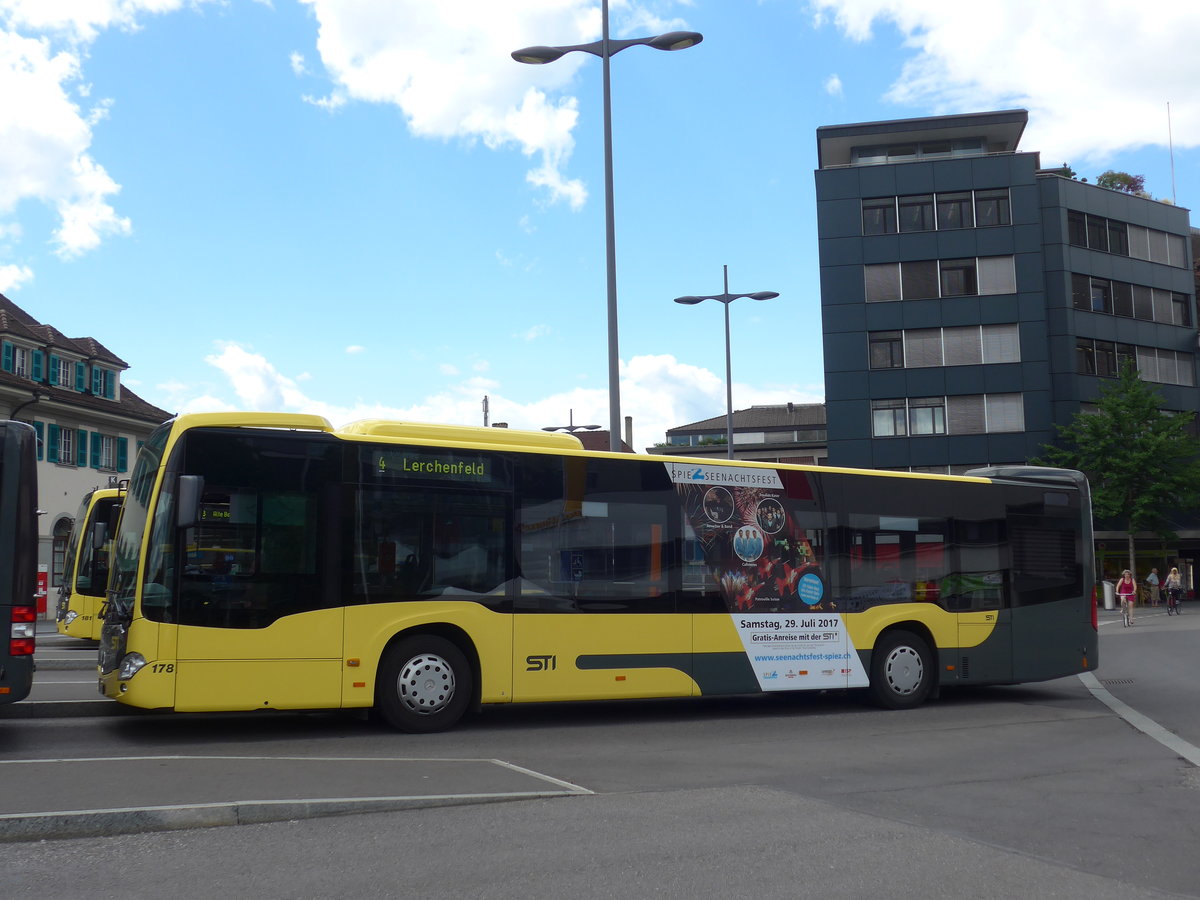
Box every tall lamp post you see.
[513,4,702,452]
[674,265,779,459]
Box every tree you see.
[1047,162,1079,179]
[1034,363,1200,576]
[1095,170,1146,194]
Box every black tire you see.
[868,629,934,710]
[376,635,472,733]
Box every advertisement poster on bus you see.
[667,462,868,690]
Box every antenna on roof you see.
[1168,101,1177,206]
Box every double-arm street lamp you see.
[674,265,779,459]
[513,3,702,452]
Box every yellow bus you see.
[55,487,123,640]
[99,413,1099,732]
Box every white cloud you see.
[824,73,842,98]
[296,1,691,209]
[166,343,819,451]
[517,323,551,341]
[0,2,211,268]
[811,1,1200,165]
[0,262,33,292]
[345,344,365,354]
[289,50,306,76]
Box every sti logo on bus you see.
[526,655,557,672]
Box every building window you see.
[865,263,902,301]
[54,356,73,388]
[977,256,1016,294]
[58,427,75,465]
[1172,292,1191,327]
[943,326,984,366]
[1107,220,1128,256]
[1086,215,1109,253]
[872,400,907,437]
[908,397,946,435]
[1094,340,1118,378]
[974,189,1010,227]
[867,256,1016,301]
[985,394,1025,432]
[1067,210,1087,247]
[862,198,897,235]
[869,331,904,368]
[981,324,1020,363]
[94,434,116,470]
[904,329,943,368]
[1072,213,1187,269]
[1089,278,1112,314]
[940,259,978,297]
[898,195,935,233]
[902,260,939,300]
[14,346,28,378]
[936,192,972,230]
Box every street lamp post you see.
[674,265,779,459]
[513,3,702,452]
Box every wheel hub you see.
[397,653,456,715]
[884,646,923,695]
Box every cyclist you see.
[1165,566,1183,616]
[1116,569,1137,626]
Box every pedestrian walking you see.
[1116,569,1137,626]
[1146,567,1161,606]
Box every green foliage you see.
[1035,364,1200,541]
[1048,162,1078,179]
[1095,170,1146,194]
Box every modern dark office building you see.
[814,109,1198,475]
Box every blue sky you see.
[2,0,1198,449]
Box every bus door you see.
[170,432,345,711]
[512,457,691,703]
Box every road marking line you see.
[1078,671,1200,767]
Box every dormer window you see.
[55,356,73,388]
[91,365,116,399]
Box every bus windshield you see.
[107,423,169,622]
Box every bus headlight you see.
[63,610,78,625]
[118,652,147,681]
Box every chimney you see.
[624,416,633,452]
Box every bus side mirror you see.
[177,475,204,528]
[92,521,108,551]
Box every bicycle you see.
[1166,589,1181,616]
[1120,596,1133,627]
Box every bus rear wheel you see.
[376,635,472,733]
[868,630,934,710]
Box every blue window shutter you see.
[104,371,115,399]
[90,432,101,468]
[48,354,59,385]
[1,341,12,373]
[117,437,128,473]
[47,424,59,462]
[32,350,44,382]
[34,421,44,461]
[76,429,88,466]
[92,366,102,394]
[75,361,86,391]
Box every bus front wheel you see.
[868,630,934,710]
[376,635,472,733]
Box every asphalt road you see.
[3,606,1198,899]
